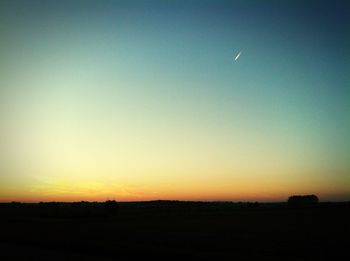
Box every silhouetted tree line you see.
[121,200,261,212]
[0,201,119,218]
[104,200,119,215]
[288,195,319,206]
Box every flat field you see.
[0,202,349,260]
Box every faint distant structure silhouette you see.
[288,195,319,206]
[104,200,119,216]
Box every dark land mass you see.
[0,201,349,260]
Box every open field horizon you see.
[0,1,349,259]
[1,200,349,260]
[2,197,350,204]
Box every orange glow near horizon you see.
[1,168,349,202]
[1,1,349,203]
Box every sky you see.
[0,0,349,202]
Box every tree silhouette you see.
[288,195,319,206]
[104,200,119,216]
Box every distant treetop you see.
[287,195,319,206]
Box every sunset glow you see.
[1,0,349,202]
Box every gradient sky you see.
[1,0,349,202]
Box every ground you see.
[0,202,349,260]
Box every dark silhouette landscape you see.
[1,0,349,260]
[0,197,349,260]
